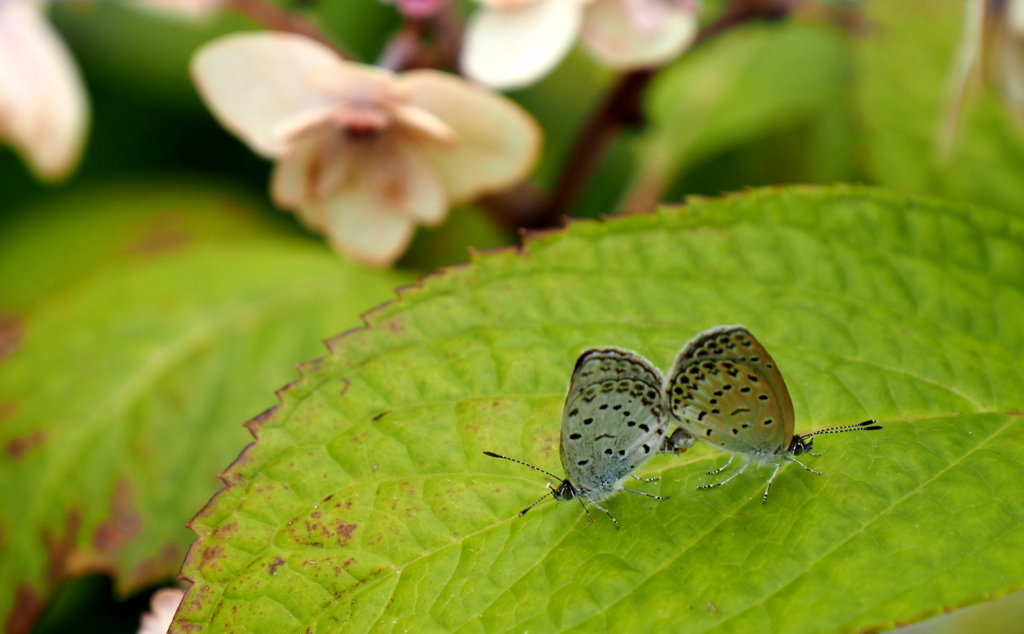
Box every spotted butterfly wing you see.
[560,348,668,500]
[664,326,795,457]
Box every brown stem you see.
[223,0,351,58]
[517,0,799,230]
[379,3,465,72]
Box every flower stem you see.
[519,0,801,230]
[378,3,464,71]
[223,0,352,59]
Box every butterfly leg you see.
[575,496,595,527]
[706,455,735,476]
[698,459,749,490]
[622,487,669,500]
[631,474,659,482]
[586,499,620,530]
[761,462,784,503]
[787,456,822,475]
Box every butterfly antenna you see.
[483,451,565,482]
[801,419,882,438]
[518,489,557,516]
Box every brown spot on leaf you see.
[6,430,45,460]
[0,401,17,423]
[539,433,557,460]
[5,584,44,634]
[371,411,390,422]
[123,214,193,257]
[336,521,357,545]
[268,556,286,576]
[44,509,82,582]
[384,317,405,333]
[213,520,238,539]
[93,479,141,554]
[0,315,23,363]
[128,542,182,589]
[199,545,227,574]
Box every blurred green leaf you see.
[634,21,853,206]
[173,186,1024,633]
[857,0,1024,216]
[399,205,514,271]
[52,2,252,109]
[314,0,401,62]
[0,182,288,312]
[0,192,413,631]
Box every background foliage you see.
[1,0,1023,632]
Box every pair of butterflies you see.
[484,325,881,528]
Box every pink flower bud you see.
[386,0,447,19]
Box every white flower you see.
[0,0,88,180]
[581,0,698,70]
[137,588,185,634]
[192,33,541,266]
[461,0,698,90]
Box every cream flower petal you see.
[270,133,353,210]
[623,0,667,32]
[268,103,341,148]
[581,0,697,70]
[365,138,448,225]
[137,588,185,634]
[390,103,457,145]
[310,182,418,267]
[1011,0,1024,34]
[462,0,584,89]
[305,62,402,104]
[191,33,345,157]
[0,0,87,180]
[402,70,541,201]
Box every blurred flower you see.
[581,0,698,70]
[0,0,87,180]
[942,0,1024,154]
[192,33,541,266]
[137,588,185,634]
[462,0,698,89]
[383,0,448,19]
[995,0,1024,112]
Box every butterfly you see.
[485,347,675,528]
[663,325,881,503]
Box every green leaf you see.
[0,194,412,630]
[857,0,1024,216]
[0,182,287,312]
[52,3,254,109]
[634,21,853,205]
[173,186,1024,633]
